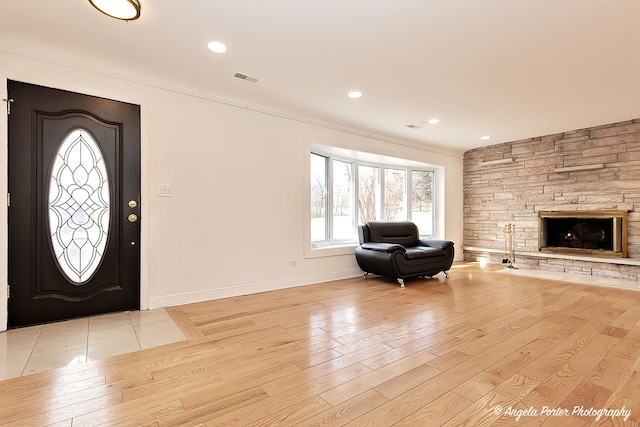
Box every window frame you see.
[309,152,329,243]
[305,141,440,258]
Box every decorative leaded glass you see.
[48,129,110,284]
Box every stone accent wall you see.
[463,118,640,281]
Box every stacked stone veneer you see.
[463,118,640,282]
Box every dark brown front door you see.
[8,80,141,327]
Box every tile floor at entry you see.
[0,309,185,381]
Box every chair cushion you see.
[404,246,446,259]
[365,221,419,246]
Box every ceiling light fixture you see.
[348,91,362,99]
[480,135,491,140]
[427,118,440,124]
[208,41,228,54]
[89,0,141,21]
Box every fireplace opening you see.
[545,218,612,250]
[539,210,628,258]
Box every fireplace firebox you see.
[538,210,628,258]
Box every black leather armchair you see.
[355,221,454,287]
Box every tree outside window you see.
[411,170,434,235]
[384,169,406,221]
[358,165,378,224]
[332,160,354,241]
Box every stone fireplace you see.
[462,118,640,284]
[538,210,628,258]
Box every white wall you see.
[0,52,464,328]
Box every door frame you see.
[0,73,150,331]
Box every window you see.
[332,159,354,241]
[383,168,406,221]
[310,153,327,242]
[48,128,110,283]
[358,165,378,224]
[411,170,434,236]
[310,147,437,248]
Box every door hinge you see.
[6,285,9,299]
[7,193,9,207]
[2,98,14,115]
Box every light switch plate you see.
[159,184,172,197]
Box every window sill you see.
[305,243,357,259]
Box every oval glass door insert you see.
[48,128,110,284]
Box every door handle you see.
[128,214,138,223]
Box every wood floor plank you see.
[261,352,374,397]
[392,391,473,426]
[319,348,438,405]
[485,338,556,380]
[1,372,152,424]
[520,333,620,409]
[610,303,640,330]
[440,391,516,427]
[373,363,442,399]
[593,370,640,424]
[242,395,331,427]
[150,341,301,381]
[18,391,125,427]
[203,363,373,427]
[519,321,618,382]
[559,380,613,423]
[452,370,504,402]
[584,356,634,391]
[494,371,541,402]
[0,372,107,405]
[158,386,268,427]
[426,349,473,372]
[541,416,587,427]
[587,415,640,427]
[165,306,206,340]
[293,389,388,427]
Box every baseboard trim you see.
[148,268,363,309]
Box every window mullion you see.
[378,167,384,221]
[354,164,360,229]
[431,171,437,237]
[406,168,413,221]
[350,162,357,239]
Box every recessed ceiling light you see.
[207,41,227,54]
[480,135,491,140]
[427,118,440,124]
[348,91,362,99]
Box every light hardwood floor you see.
[1,262,640,426]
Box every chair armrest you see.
[360,242,406,253]
[417,239,454,250]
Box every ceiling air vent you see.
[234,73,259,83]
[405,124,423,129]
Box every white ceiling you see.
[2,1,640,154]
